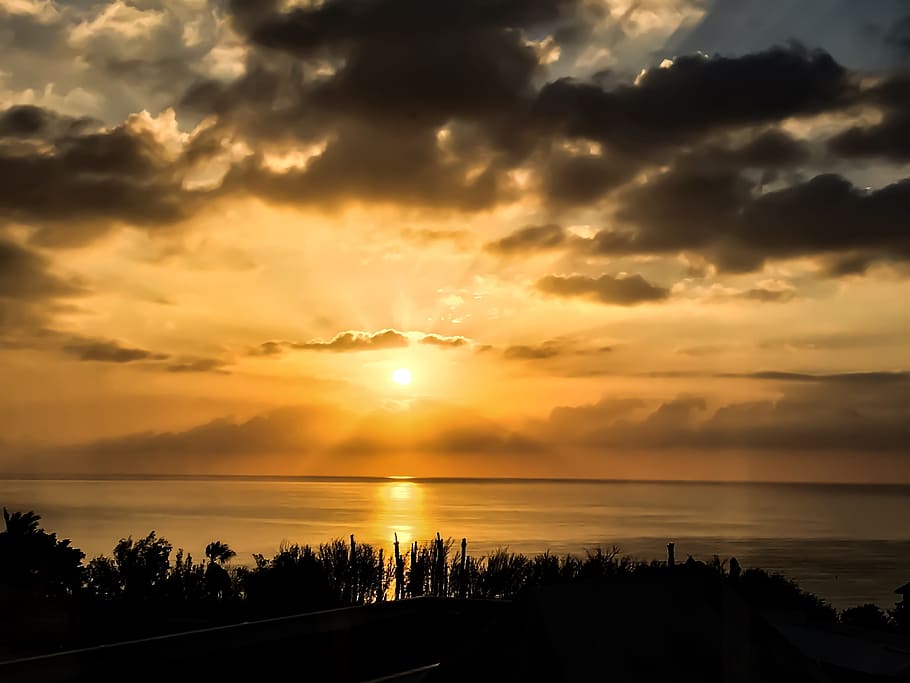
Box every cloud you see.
[27,406,342,474]
[61,337,169,363]
[536,273,670,305]
[536,372,910,453]
[292,329,410,352]
[230,0,571,125]
[723,371,910,383]
[10,372,910,476]
[503,342,563,360]
[252,330,472,356]
[165,357,231,374]
[0,105,94,139]
[735,288,795,303]
[249,340,286,357]
[828,74,910,161]
[534,45,854,152]
[602,165,910,273]
[418,334,470,348]
[17,401,539,473]
[0,238,87,345]
[485,224,570,255]
[0,238,84,300]
[0,107,206,244]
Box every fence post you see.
[459,538,467,599]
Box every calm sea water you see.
[2,476,909,609]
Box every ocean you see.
[2,476,908,610]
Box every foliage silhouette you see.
[3,507,908,658]
[205,541,236,565]
[0,508,84,598]
[841,603,893,631]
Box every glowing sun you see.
[392,367,413,385]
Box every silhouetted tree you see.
[239,543,333,609]
[0,508,84,597]
[205,541,236,565]
[167,549,206,601]
[84,555,120,599]
[113,531,172,600]
[841,604,892,631]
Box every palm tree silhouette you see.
[3,508,41,536]
[205,541,236,565]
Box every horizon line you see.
[2,472,908,488]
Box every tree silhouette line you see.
[1,508,907,642]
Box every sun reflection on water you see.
[370,479,425,548]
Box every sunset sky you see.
[2,0,910,482]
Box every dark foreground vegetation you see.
[2,508,908,662]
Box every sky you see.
[1,0,910,482]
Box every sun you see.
[392,367,413,386]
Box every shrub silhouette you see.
[738,568,837,622]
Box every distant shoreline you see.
[3,473,910,490]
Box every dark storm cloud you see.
[61,338,169,363]
[184,0,582,201]
[536,273,670,305]
[534,45,854,152]
[220,125,511,212]
[0,106,95,139]
[0,110,205,244]
[229,0,578,124]
[537,147,640,205]
[694,130,812,169]
[2,1,905,280]
[828,75,910,161]
[181,39,859,213]
[602,167,910,272]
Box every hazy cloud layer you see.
[12,372,910,475]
